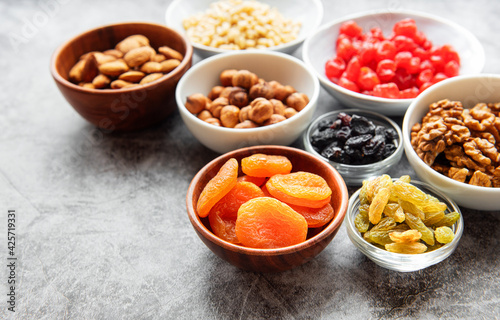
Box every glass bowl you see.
[346,179,464,272]
[303,109,403,186]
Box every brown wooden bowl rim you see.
[49,21,193,94]
[186,145,349,256]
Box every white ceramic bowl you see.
[303,109,403,186]
[302,9,485,116]
[165,0,323,58]
[403,74,500,211]
[346,179,463,272]
[176,50,320,154]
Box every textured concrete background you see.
[0,0,499,319]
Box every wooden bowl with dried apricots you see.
[51,22,193,131]
[186,145,349,273]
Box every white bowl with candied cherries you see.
[302,10,485,116]
[165,0,323,58]
[403,74,500,211]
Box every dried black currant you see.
[311,129,336,148]
[335,126,351,142]
[337,112,351,127]
[351,115,376,136]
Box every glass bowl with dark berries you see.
[303,109,403,185]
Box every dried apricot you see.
[197,158,238,218]
[266,172,332,208]
[241,154,292,177]
[288,203,335,228]
[208,181,265,243]
[237,175,267,187]
[235,197,308,249]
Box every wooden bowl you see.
[50,22,193,131]
[186,145,349,272]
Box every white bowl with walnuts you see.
[175,50,320,153]
[403,74,500,211]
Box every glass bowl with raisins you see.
[304,109,403,186]
[346,175,463,272]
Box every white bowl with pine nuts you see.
[175,50,320,153]
[165,0,323,58]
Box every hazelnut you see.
[197,110,213,121]
[207,97,229,118]
[235,120,259,129]
[208,86,224,100]
[220,105,240,128]
[228,88,249,108]
[220,69,238,87]
[249,81,274,100]
[273,82,296,101]
[284,107,298,118]
[219,86,238,99]
[204,117,221,126]
[286,92,309,111]
[232,70,258,89]
[239,105,252,122]
[263,114,287,126]
[269,99,285,116]
[249,98,273,124]
[185,93,208,114]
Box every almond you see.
[92,74,110,89]
[160,59,181,73]
[79,82,95,89]
[139,73,163,85]
[151,53,166,63]
[110,79,133,89]
[69,59,85,83]
[98,59,129,77]
[103,49,123,59]
[80,54,99,83]
[93,52,116,65]
[158,46,183,61]
[140,61,162,74]
[123,46,155,67]
[115,34,149,54]
[118,71,146,83]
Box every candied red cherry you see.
[419,59,435,73]
[372,83,399,99]
[358,67,380,91]
[432,72,448,84]
[375,40,396,62]
[376,59,396,82]
[393,35,417,52]
[414,30,430,47]
[340,20,363,38]
[359,42,376,65]
[429,54,445,72]
[344,56,361,81]
[419,81,433,92]
[434,44,460,64]
[393,68,415,90]
[417,69,434,87]
[338,77,360,93]
[444,60,460,77]
[393,18,417,39]
[399,87,419,99]
[325,56,346,81]
[337,37,357,61]
[413,47,430,61]
[370,27,385,41]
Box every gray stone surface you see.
[0,0,499,319]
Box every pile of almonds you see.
[68,34,184,89]
[185,69,309,128]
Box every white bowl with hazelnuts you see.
[176,50,320,153]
